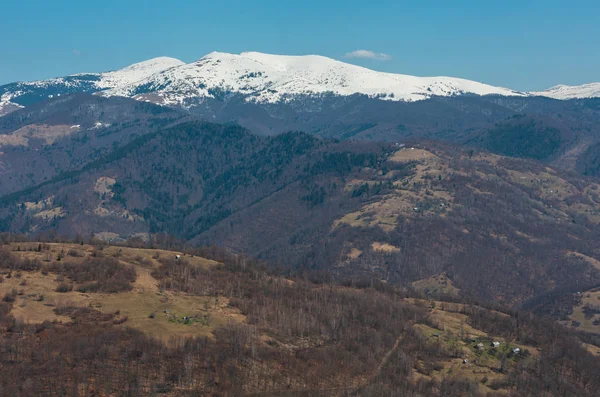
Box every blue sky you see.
[1,0,598,90]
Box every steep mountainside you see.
[174,93,600,174]
[0,94,188,195]
[2,121,600,311]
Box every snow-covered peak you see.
[105,51,525,105]
[0,56,185,116]
[239,51,340,70]
[531,83,600,100]
[94,57,185,89]
[119,56,184,72]
[4,51,599,120]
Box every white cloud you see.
[344,49,392,61]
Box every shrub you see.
[76,282,101,293]
[101,280,133,293]
[113,316,128,325]
[67,249,85,257]
[0,249,41,271]
[151,384,172,394]
[91,249,105,258]
[2,289,17,303]
[62,257,136,293]
[55,283,73,293]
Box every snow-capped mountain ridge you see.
[531,83,600,100]
[0,57,184,112]
[104,51,526,105]
[86,56,185,89]
[2,52,600,118]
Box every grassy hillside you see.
[0,242,231,341]
[1,241,599,396]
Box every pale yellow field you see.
[1,243,244,341]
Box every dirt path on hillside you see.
[345,335,403,395]
[132,266,159,294]
[243,334,405,397]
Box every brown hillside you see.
[1,242,599,396]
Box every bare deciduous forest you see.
[1,238,599,396]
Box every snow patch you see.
[90,57,185,89]
[92,121,111,129]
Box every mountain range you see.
[2,52,599,118]
[2,53,600,332]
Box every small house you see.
[462,359,469,364]
[512,348,521,354]
[491,341,500,348]
[175,254,181,260]
[476,343,484,350]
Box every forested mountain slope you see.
[4,93,600,182]
[2,121,600,313]
[0,95,188,195]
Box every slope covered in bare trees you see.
[1,240,599,396]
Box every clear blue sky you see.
[1,0,599,90]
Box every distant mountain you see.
[532,83,600,100]
[0,57,183,114]
[3,51,599,120]
[102,51,526,105]
[3,92,600,179]
[3,54,600,182]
